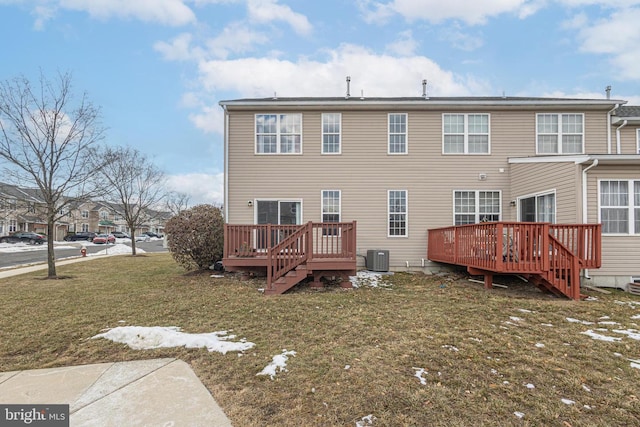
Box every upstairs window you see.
[256,114,302,154]
[454,190,501,225]
[8,198,17,210]
[600,180,640,234]
[81,210,89,219]
[100,211,109,220]
[388,190,408,236]
[388,113,407,154]
[536,113,583,154]
[443,114,490,154]
[322,113,341,154]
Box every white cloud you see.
[363,0,536,25]
[439,26,484,51]
[19,0,197,27]
[385,30,419,56]
[196,43,485,100]
[166,172,224,205]
[189,104,224,134]
[154,33,205,61]
[206,22,270,59]
[246,0,312,35]
[573,8,640,80]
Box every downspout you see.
[616,120,627,155]
[223,105,229,222]
[607,104,619,154]
[581,158,599,279]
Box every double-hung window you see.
[600,180,640,234]
[81,210,89,219]
[9,219,16,232]
[255,114,302,154]
[321,190,341,235]
[454,190,501,225]
[443,114,490,154]
[388,113,407,154]
[322,113,341,154]
[388,190,407,237]
[536,113,583,154]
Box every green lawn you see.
[1,253,639,426]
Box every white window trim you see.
[254,113,303,155]
[387,113,408,155]
[516,189,557,222]
[442,113,491,155]
[320,190,341,222]
[452,190,502,225]
[321,113,342,155]
[598,179,639,235]
[636,128,640,154]
[387,189,408,238]
[535,113,585,155]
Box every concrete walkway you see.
[0,358,233,426]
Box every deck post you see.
[496,223,504,271]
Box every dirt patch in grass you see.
[1,254,639,426]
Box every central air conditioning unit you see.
[366,250,389,272]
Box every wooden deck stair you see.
[223,221,357,295]
[428,222,601,301]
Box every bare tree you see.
[99,146,166,255]
[165,191,190,216]
[0,71,105,278]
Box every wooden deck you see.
[223,221,357,295]
[427,222,602,300]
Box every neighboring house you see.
[219,93,640,292]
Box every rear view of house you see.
[219,87,640,295]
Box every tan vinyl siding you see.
[617,126,640,154]
[583,111,608,154]
[226,106,616,269]
[510,162,581,223]
[585,165,640,277]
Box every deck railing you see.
[427,222,601,274]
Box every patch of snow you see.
[535,343,545,348]
[257,349,296,380]
[349,271,392,288]
[92,326,254,354]
[585,296,598,301]
[469,337,482,342]
[525,383,535,389]
[356,414,376,427]
[566,317,595,325]
[509,316,522,322]
[599,316,610,320]
[517,309,532,313]
[583,405,592,410]
[345,365,350,370]
[581,330,621,342]
[561,398,575,405]
[631,314,640,319]
[442,345,459,352]
[92,243,145,256]
[612,329,640,341]
[540,323,554,327]
[514,411,524,419]
[413,367,427,385]
[582,384,591,392]
[631,362,640,370]
[614,300,640,308]
[598,321,619,325]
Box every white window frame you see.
[453,190,502,225]
[255,114,303,154]
[388,190,408,237]
[535,113,584,155]
[321,113,341,154]
[81,210,89,219]
[9,219,17,232]
[253,199,303,225]
[321,190,341,236]
[388,113,408,155]
[442,113,491,154]
[8,198,17,210]
[100,210,109,220]
[636,128,640,154]
[517,190,556,223]
[598,179,640,235]
[81,223,89,232]
[0,220,4,234]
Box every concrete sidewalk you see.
[0,358,233,426]
[0,255,109,279]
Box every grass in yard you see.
[1,253,639,426]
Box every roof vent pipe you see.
[346,76,351,99]
[606,85,611,99]
[422,79,429,99]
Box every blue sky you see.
[1,0,639,205]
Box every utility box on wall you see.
[366,250,389,272]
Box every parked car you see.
[143,231,163,238]
[64,232,97,242]
[111,231,131,239]
[0,232,46,245]
[93,234,116,244]
[135,234,150,242]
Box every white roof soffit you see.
[219,98,626,110]
[509,155,640,165]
